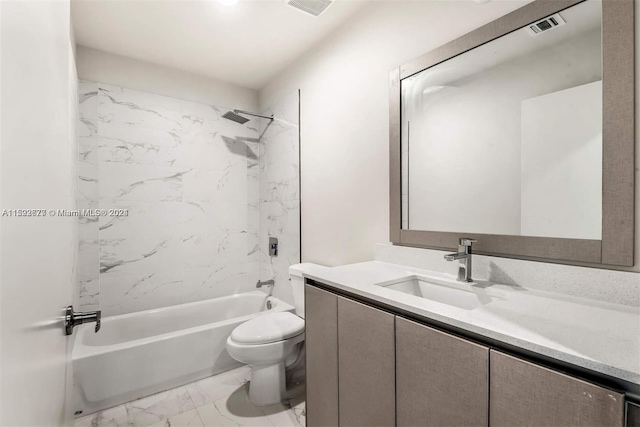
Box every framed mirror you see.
[389,0,634,266]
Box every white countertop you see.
[304,261,640,386]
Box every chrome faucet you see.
[256,279,275,288]
[444,238,477,282]
[256,279,275,297]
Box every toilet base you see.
[248,362,286,405]
[246,363,306,406]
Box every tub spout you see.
[256,279,275,288]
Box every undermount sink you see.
[376,275,493,310]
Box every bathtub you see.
[72,291,294,415]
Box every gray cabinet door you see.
[490,350,625,427]
[338,296,396,427]
[395,317,489,427]
[305,285,339,427]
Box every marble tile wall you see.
[257,91,301,305]
[78,81,99,310]
[78,81,260,315]
[69,57,79,309]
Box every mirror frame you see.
[390,0,635,266]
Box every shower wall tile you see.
[246,127,261,292]
[78,237,100,279]
[98,202,185,241]
[100,235,183,279]
[182,233,248,270]
[78,81,99,171]
[185,134,247,174]
[257,91,301,306]
[98,162,183,203]
[259,120,300,203]
[246,232,261,290]
[97,84,215,133]
[182,263,250,304]
[78,81,100,311]
[183,169,248,203]
[78,81,260,316]
[78,278,100,311]
[262,200,300,237]
[98,202,185,280]
[77,83,300,316]
[71,68,80,308]
[97,132,184,169]
[99,271,184,316]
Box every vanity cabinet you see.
[490,350,624,427]
[304,285,396,427]
[305,283,629,427]
[396,317,489,427]
[337,297,395,427]
[304,285,339,427]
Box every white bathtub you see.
[72,291,294,415]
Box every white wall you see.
[76,46,258,111]
[259,0,532,266]
[521,81,602,239]
[1,1,77,425]
[260,0,640,273]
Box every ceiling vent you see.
[287,0,333,17]
[525,13,566,36]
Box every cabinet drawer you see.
[490,350,624,427]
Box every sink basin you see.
[377,275,492,310]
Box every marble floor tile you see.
[196,388,274,427]
[285,394,306,427]
[261,400,305,427]
[75,404,129,427]
[125,386,195,427]
[232,366,252,386]
[147,409,204,427]
[185,367,247,407]
[75,366,305,427]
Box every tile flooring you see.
[75,366,305,427]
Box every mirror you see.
[390,0,634,266]
[401,0,602,240]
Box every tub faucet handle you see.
[65,306,101,335]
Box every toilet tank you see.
[289,263,327,319]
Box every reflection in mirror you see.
[401,0,602,240]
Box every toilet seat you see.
[230,312,304,345]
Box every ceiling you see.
[71,0,370,90]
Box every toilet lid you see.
[231,312,305,345]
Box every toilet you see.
[226,263,325,405]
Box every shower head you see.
[222,109,274,124]
[222,110,250,124]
